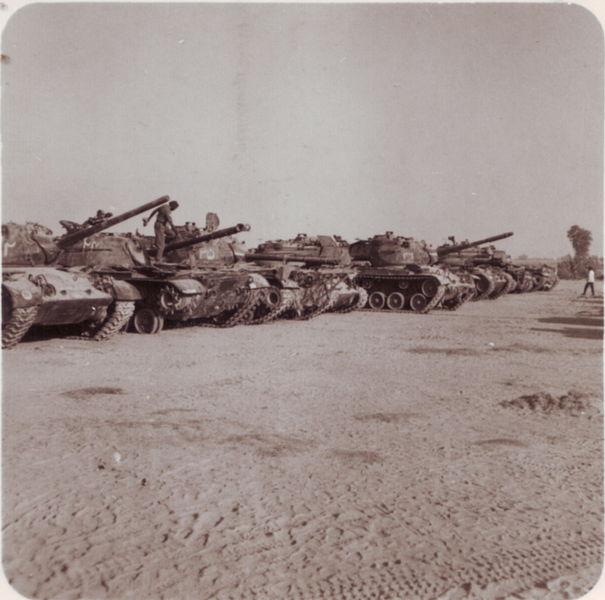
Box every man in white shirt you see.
[582,266,596,297]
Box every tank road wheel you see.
[368,291,386,310]
[409,293,428,313]
[386,292,405,311]
[156,285,186,313]
[264,287,282,309]
[132,307,164,335]
[2,306,38,349]
[91,301,136,341]
[421,279,439,298]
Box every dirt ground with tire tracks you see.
[2,279,603,600]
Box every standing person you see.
[143,200,179,260]
[204,212,220,233]
[582,265,596,297]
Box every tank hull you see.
[95,267,271,331]
[56,232,273,332]
[2,267,122,348]
[243,261,367,320]
[527,266,559,291]
[245,234,367,319]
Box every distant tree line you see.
[557,225,602,279]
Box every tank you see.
[348,232,476,313]
[526,264,559,291]
[436,233,518,300]
[155,218,296,325]
[2,197,167,348]
[245,234,369,319]
[57,213,272,333]
[470,246,536,294]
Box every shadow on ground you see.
[20,325,84,344]
[530,296,604,341]
[538,317,604,328]
[531,327,603,341]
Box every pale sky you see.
[1,3,603,257]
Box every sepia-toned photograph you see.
[1,2,603,599]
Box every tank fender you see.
[110,279,143,301]
[246,272,271,289]
[167,279,205,295]
[2,277,43,308]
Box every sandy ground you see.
[2,280,603,600]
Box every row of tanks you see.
[248,230,558,316]
[2,196,558,348]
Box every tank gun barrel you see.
[245,253,340,266]
[56,195,170,249]
[437,231,513,256]
[165,223,251,253]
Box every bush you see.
[557,255,604,279]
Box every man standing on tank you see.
[143,200,179,261]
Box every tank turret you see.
[54,197,174,270]
[248,234,351,266]
[348,233,436,267]
[2,196,170,268]
[56,196,170,249]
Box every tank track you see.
[280,281,334,321]
[472,272,496,301]
[329,287,367,314]
[359,284,446,314]
[303,298,335,319]
[355,287,369,310]
[201,290,264,329]
[91,301,135,341]
[422,284,446,313]
[441,288,474,311]
[247,289,297,325]
[505,273,520,293]
[514,275,534,293]
[502,271,517,295]
[2,306,38,349]
[488,271,516,300]
[287,282,335,320]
